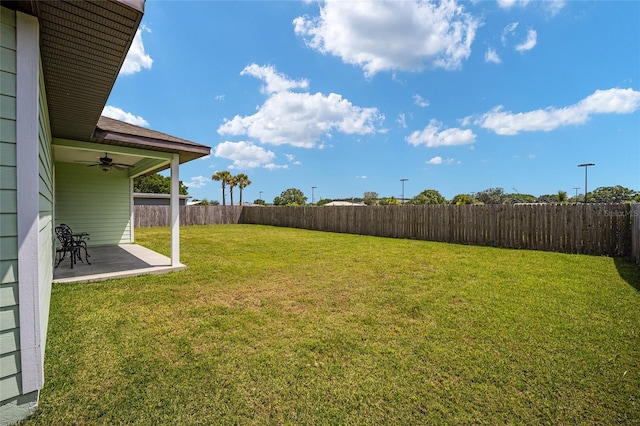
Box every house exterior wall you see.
[1,8,44,424]
[0,4,21,406]
[55,163,132,246]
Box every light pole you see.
[311,186,317,205]
[572,187,580,202]
[400,178,408,204]
[259,191,263,201]
[577,163,595,203]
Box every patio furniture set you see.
[54,224,90,269]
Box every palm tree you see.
[228,175,238,206]
[235,173,252,205]
[211,170,231,206]
[558,190,568,203]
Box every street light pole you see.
[259,191,263,201]
[311,186,317,205]
[572,187,580,202]
[577,163,595,203]
[400,178,408,204]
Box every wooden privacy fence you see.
[135,204,639,257]
[240,204,635,257]
[135,205,243,227]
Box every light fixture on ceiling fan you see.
[76,152,132,172]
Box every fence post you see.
[632,204,640,264]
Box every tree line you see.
[134,174,638,206]
[263,186,639,206]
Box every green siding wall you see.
[0,6,19,404]
[55,163,132,245]
[1,10,51,419]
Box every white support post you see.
[16,11,44,393]
[170,154,180,266]
[130,178,135,242]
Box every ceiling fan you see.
[77,152,132,172]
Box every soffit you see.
[23,0,144,139]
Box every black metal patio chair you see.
[54,224,91,269]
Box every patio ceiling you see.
[52,144,158,178]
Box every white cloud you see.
[413,94,430,107]
[264,163,289,170]
[497,0,531,10]
[120,27,153,75]
[356,175,367,179]
[477,88,640,135]
[397,113,407,128]
[241,63,309,94]
[184,176,208,188]
[459,115,473,127]
[218,64,383,148]
[214,141,282,169]
[407,120,476,147]
[102,106,149,127]
[502,22,518,45]
[497,0,517,8]
[501,22,539,56]
[545,0,566,16]
[215,95,225,101]
[285,154,302,165]
[485,47,501,64]
[293,0,480,77]
[515,29,537,52]
[427,156,455,165]
[498,0,564,16]
[199,155,211,161]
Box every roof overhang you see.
[94,116,211,166]
[53,116,211,178]
[6,0,211,175]
[4,0,145,140]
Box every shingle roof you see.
[94,116,211,163]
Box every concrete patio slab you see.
[53,244,185,284]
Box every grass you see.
[24,225,640,425]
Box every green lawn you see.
[25,225,640,425]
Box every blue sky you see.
[104,0,640,203]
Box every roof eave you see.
[7,0,146,140]
[92,129,211,164]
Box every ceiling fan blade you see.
[73,153,131,171]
